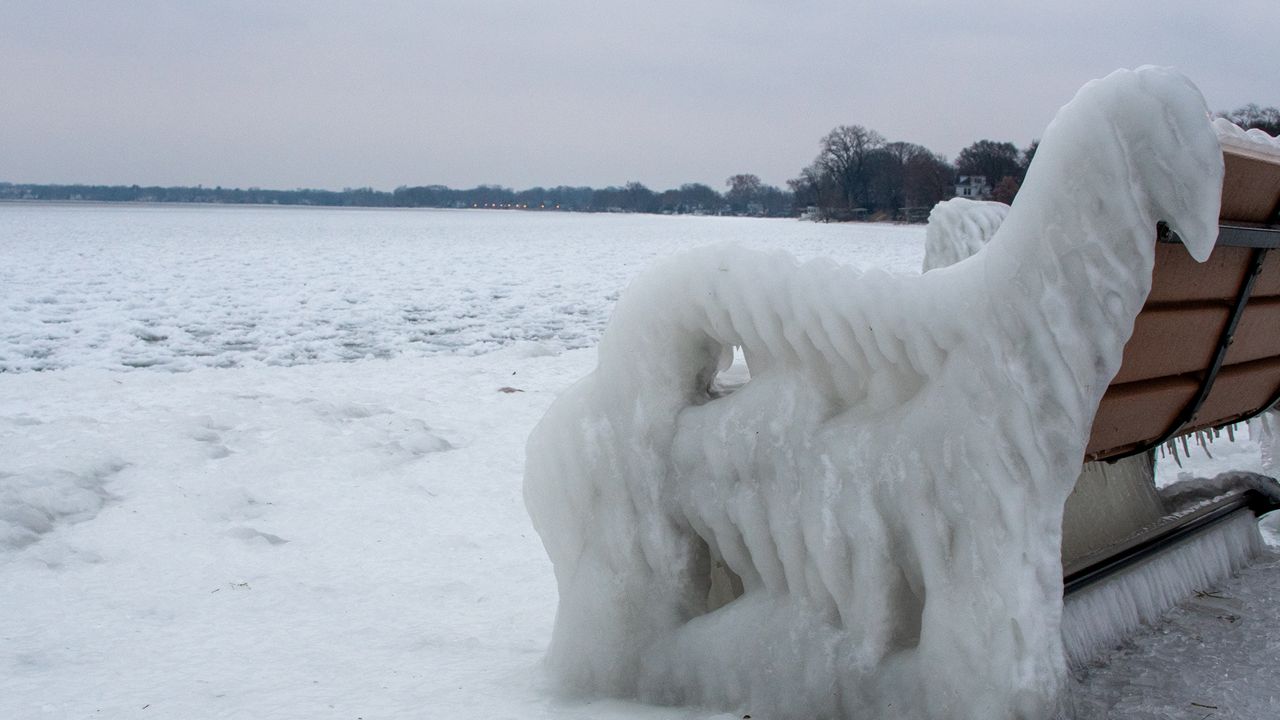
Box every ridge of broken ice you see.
[921,197,1009,273]
[0,210,924,374]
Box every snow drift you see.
[524,67,1224,719]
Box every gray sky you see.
[2,1,1275,192]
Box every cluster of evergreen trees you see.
[2,104,1273,222]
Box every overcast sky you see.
[2,1,1275,192]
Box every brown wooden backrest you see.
[1085,148,1280,461]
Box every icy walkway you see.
[1,347,1276,718]
[1064,552,1280,718]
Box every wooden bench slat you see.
[1085,142,1279,462]
[1222,151,1280,223]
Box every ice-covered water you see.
[0,203,925,373]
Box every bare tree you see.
[788,165,823,211]
[957,140,1022,187]
[902,150,955,209]
[1218,103,1280,135]
[816,125,885,211]
[867,142,936,212]
[725,173,764,213]
[1021,140,1039,173]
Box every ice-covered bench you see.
[1085,122,1280,461]
[1060,118,1280,664]
[925,120,1280,666]
[525,68,1271,720]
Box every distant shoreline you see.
[0,198,487,211]
[0,180,797,218]
[0,199,806,220]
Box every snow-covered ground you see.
[1,204,1274,718]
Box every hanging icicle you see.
[1197,430,1213,459]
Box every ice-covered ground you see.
[1,205,1275,718]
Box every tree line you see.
[2,104,1272,222]
[786,127,1036,221]
[0,180,790,217]
[788,102,1273,220]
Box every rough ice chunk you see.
[921,197,1009,272]
[525,67,1224,719]
[1160,470,1280,510]
[1213,116,1280,160]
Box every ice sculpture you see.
[524,67,1224,719]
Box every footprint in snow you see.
[190,427,233,459]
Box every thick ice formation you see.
[1213,116,1280,159]
[1061,456,1164,565]
[1250,412,1279,474]
[525,67,1223,719]
[1063,469,1280,667]
[1160,470,1280,509]
[1061,509,1261,668]
[921,198,1009,272]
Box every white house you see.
[955,175,991,200]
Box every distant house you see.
[955,175,991,200]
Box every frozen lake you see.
[0,203,926,373]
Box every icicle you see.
[1180,434,1191,458]
[1167,439,1183,467]
[1227,424,1235,442]
[1198,430,1213,459]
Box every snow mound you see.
[525,67,1223,719]
[921,197,1009,272]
